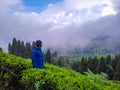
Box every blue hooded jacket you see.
[32,48,44,68]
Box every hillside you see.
[56,35,120,55]
[0,52,120,90]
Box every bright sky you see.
[22,0,63,12]
[0,0,120,52]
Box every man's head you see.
[35,40,42,48]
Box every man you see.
[32,40,44,68]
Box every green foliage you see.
[0,52,120,90]
[84,70,109,84]
[0,52,32,89]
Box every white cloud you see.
[102,6,116,16]
[38,0,116,24]
[64,0,111,10]
[0,0,120,52]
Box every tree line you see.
[7,38,54,63]
[8,38,33,58]
[70,55,120,80]
[7,38,120,81]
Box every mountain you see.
[61,35,120,55]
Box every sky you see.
[0,0,120,52]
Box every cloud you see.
[0,0,120,52]
[111,0,120,12]
[0,0,23,13]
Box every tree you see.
[71,60,80,72]
[87,56,98,73]
[79,57,88,73]
[13,38,18,55]
[0,47,3,52]
[57,56,64,67]
[105,55,114,79]
[52,51,57,57]
[8,43,12,53]
[9,38,17,55]
[16,40,21,56]
[113,60,120,80]
[105,55,112,64]
[97,57,106,73]
[111,54,119,71]
[45,49,52,63]
[32,41,35,50]
[20,41,26,57]
[24,42,32,58]
[87,57,92,70]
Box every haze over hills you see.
[48,34,120,55]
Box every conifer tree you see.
[52,51,57,57]
[113,60,120,80]
[71,60,80,72]
[93,56,99,73]
[97,57,106,73]
[87,56,98,73]
[105,55,114,79]
[20,41,26,57]
[16,40,21,56]
[105,54,111,64]
[0,47,3,52]
[8,43,12,53]
[79,57,88,73]
[57,56,64,67]
[12,38,17,55]
[45,49,52,63]
[111,54,119,71]
[24,42,32,58]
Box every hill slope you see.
[0,52,120,90]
